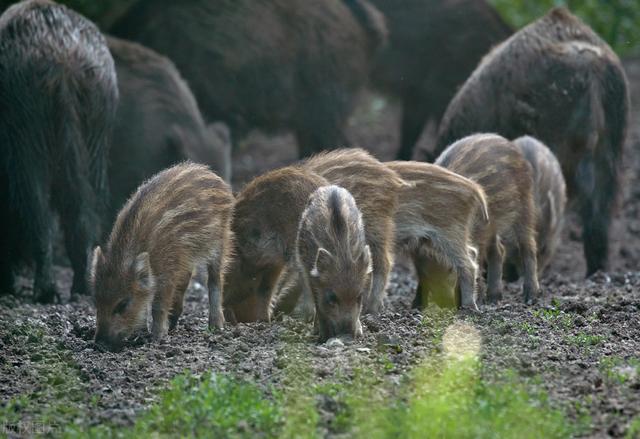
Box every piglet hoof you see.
[459,303,481,315]
[364,300,383,316]
[151,323,169,342]
[208,311,225,331]
[355,319,363,338]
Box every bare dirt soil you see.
[1,59,639,437]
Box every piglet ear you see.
[90,246,105,284]
[134,252,153,290]
[362,245,373,274]
[310,248,333,278]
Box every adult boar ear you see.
[310,248,333,278]
[90,246,105,284]
[361,245,373,275]
[134,252,154,290]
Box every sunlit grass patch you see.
[627,416,640,439]
[71,372,282,438]
[353,323,581,439]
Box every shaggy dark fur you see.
[0,0,118,302]
[107,36,231,223]
[435,8,629,276]
[369,0,511,160]
[111,0,387,157]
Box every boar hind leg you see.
[169,274,191,332]
[486,236,505,304]
[516,228,539,305]
[412,253,429,309]
[26,186,58,303]
[577,156,616,276]
[396,94,430,161]
[55,171,98,298]
[456,257,479,311]
[207,259,224,330]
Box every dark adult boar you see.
[435,8,630,276]
[436,134,539,304]
[369,0,511,160]
[224,167,328,323]
[107,36,231,221]
[505,136,567,279]
[111,0,386,158]
[0,0,118,302]
[301,148,406,314]
[297,186,372,341]
[91,163,234,351]
[387,161,489,311]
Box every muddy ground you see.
[1,59,640,437]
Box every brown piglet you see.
[301,148,406,314]
[435,133,539,304]
[223,167,328,323]
[297,185,372,341]
[91,163,234,351]
[387,161,489,310]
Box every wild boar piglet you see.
[387,161,488,310]
[91,163,234,351]
[505,136,566,279]
[436,133,539,304]
[297,185,372,341]
[223,167,328,323]
[301,148,406,314]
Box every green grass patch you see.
[566,332,604,348]
[533,307,574,329]
[627,416,640,439]
[355,357,579,439]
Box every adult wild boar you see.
[0,0,118,302]
[107,36,231,221]
[369,0,511,160]
[435,8,630,276]
[111,0,387,157]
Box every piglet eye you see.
[326,291,338,306]
[113,299,129,315]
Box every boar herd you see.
[0,0,630,350]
